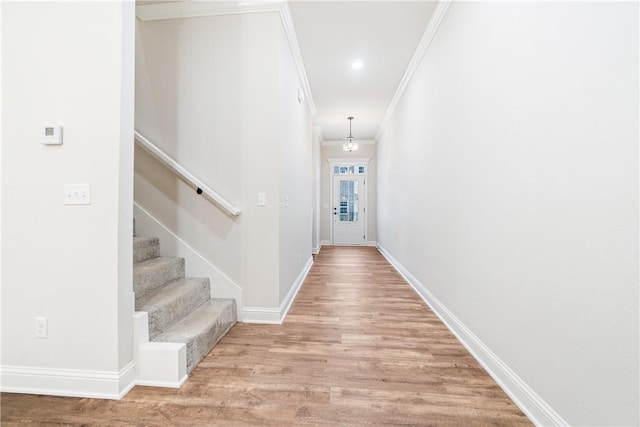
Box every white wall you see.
[135,7,312,321]
[135,13,250,288]
[320,143,377,245]
[311,130,322,252]
[1,1,135,398]
[278,25,313,302]
[377,2,638,426]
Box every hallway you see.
[1,246,530,426]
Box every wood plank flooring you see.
[1,246,532,426]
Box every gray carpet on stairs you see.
[132,227,236,375]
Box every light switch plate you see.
[35,317,48,338]
[64,184,91,205]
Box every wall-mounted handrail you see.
[134,130,241,216]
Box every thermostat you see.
[43,125,63,145]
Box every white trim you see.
[278,2,316,116]
[135,341,187,388]
[119,362,137,397]
[135,0,316,116]
[136,1,281,22]
[134,131,241,216]
[0,362,136,400]
[375,0,453,141]
[243,256,313,324]
[366,241,378,247]
[241,307,281,324]
[136,377,188,389]
[377,245,569,427]
[279,255,313,322]
[313,240,330,254]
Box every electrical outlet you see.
[35,317,48,338]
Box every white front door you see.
[333,175,365,245]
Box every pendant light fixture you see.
[343,116,358,152]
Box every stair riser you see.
[143,280,211,341]
[186,321,234,373]
[133,238,160,263]
[134,258,185,296]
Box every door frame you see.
[327,158,371,245]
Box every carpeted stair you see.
[133,233,236,374]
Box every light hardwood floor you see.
[1,246,531,426]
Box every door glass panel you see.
[335,165,365,175]
[339,179,358,222]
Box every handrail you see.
[134,130,241,216]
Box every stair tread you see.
[136,277,211,340]
[154,298,237,373]
[136,277,209,312]
[134,256,180,269]
[155,298,235,342]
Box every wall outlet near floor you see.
[35,317,48,338]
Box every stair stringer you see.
[133,202,243,319]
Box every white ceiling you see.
[288,1,437,141]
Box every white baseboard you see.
[377,245,568,427]
[0,362,136,400]
[242,255,313,324]
[313,240,330,254]
[136,377,188,388]
[241,306,281,324]
[119,362,137,397]
[279,255,313,322]
[314,240,376,251]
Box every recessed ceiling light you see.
[351,60,363,70]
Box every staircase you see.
[133,230,237,377]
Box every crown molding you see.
[136,0,316,116]
[278,2,316,115]
[375,0,453,141]
[136,1,281,22]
